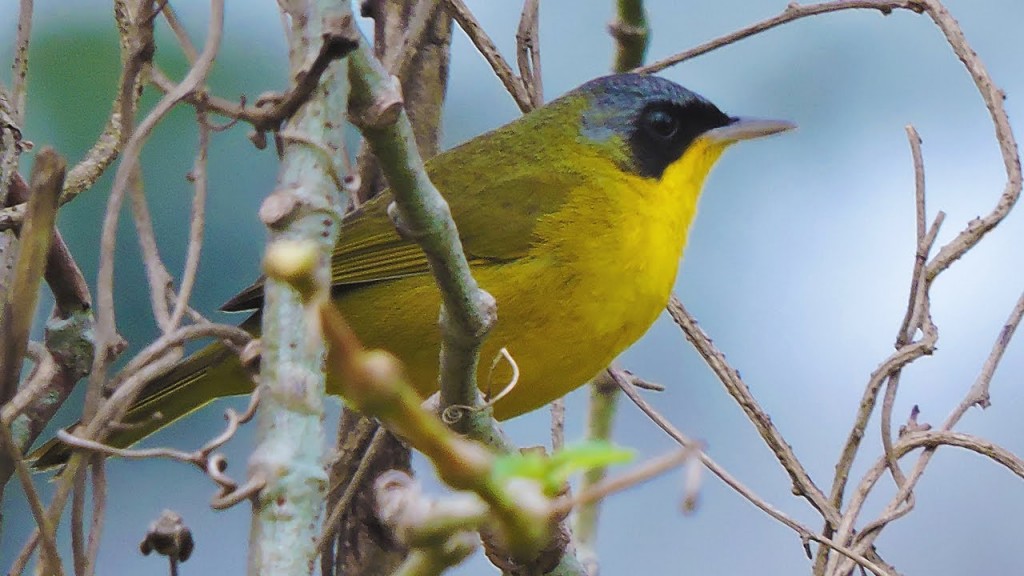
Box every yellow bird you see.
[33,73,791,468]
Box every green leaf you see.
[493,441,634,496]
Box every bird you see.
[32,73,792,469]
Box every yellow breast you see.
[478,141,724,418]
[335,138,728,419]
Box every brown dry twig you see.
[611,368,891,576]
[665,296,838,527]
[515,0,543,109]
[443,0,533,112]
[11,322,249,574]
[57,0,154,209]
[57,387,261,508]
[150,19,359,146]
[634,0,927,74]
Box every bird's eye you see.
[642,108,679,140]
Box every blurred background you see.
[2,0,1023,574]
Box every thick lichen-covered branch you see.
[244,2,357,575]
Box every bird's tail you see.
[30,341,253,471]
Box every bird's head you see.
[570,73,794,183]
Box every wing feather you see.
[221,105,585,313]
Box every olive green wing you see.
[219,152,572,312]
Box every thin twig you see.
[878,126,932,491]
[160,2,199,63]
[635,1,926,74]
[128,168,174,331]
[84,460,107,576]
[11,0,33,121]
[515,0,543,108]
[71,467,86,576]
[168,106,211,328]
[550,399,564,451]
[0,422,63,576]
[665,296,838,527]
[922,0,1021,281]
[87,0,224,435]
[60,0,153,206]
[822,2,1021,571]
[557,448,696,515]
[316,426,389,552]
[612,368,890,576]
[14,322,246,568]
[443,0,533,112]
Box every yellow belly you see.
[333,166,699,419]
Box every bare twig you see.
[160,2,199,63]
[128,168,175,330]
[665,296,838,527]
[84,460,107,576]
[71,463,86,576]
[573,370,618,572]
[549,399,565,452]
[60,0,153,206]
[635,1,926,74]
[443,0,533,112]
[515,0,543,108]
[167,107,210,328]
[13,321,247,569]
[822,2,1021,571]
[11,0,33,121]
[83,4,224,484]
[922,0,1021,280]
[56,388,259,514]
[557,448,696,515]
[57,388,258,467]
[612,368,890,576]
[0,422,63,576]
[878,126,935,490]
[316,426,389,552]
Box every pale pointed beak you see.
[704,117,796,144]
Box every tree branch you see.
[346,22,497,436]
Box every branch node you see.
[259,187,304,229]
[322,13,362,58]
[350,76,405,129]
[240,338,262,374]
[386,200,417,240]
[139,509,194,563]
[44,309,97,379]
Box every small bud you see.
[140,509,194,563]
[259,189,302,229]
[437,439,494,491]
[263,240,320,301]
